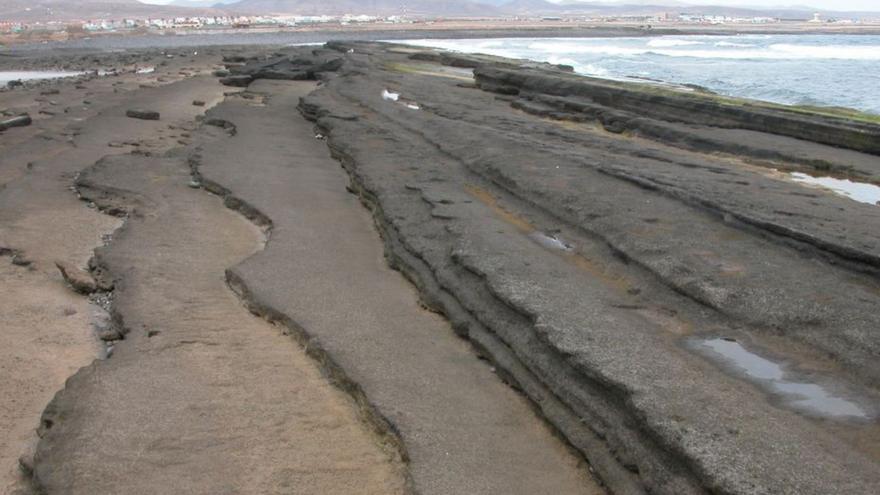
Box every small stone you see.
[55,261,98,294]
[126,109,160,120]
[192,100,206,107]
[11,253,31,266]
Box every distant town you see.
[1,10,876,38]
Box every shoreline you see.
[4,21,880,52]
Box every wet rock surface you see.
[271,41,880,494]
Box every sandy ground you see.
[0,48,402,493]
[1,52,233,494]
[34,151,407,494]
[0,264,104,494]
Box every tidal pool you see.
[696,337,869,420]
[790,172,880,205]
[528,231,573,252]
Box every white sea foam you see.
[399,35,880,114]
[715,41,754,47]
[526,40,880,60]
[579,64,610,76]
[647,38,703,47]
[0,71,83,85]
[767,43,880,60]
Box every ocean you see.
[404,34,880,115]
[0,70,84,85]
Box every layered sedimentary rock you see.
[230,42,880,494]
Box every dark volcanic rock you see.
[125,109,160,121]
[290,41,880,495]
[219,75,253,87]
[219,48,344,83]
[474,64,880,155]
[0,114,32,131]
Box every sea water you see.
[0,71,83,85]
[404,34,880,115]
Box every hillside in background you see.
[1,0,220,22]
[222,0,501,16]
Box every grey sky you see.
[667,0,880,11]
[574,0,880,10]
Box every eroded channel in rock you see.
[34,149,407,494]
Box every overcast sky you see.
[577,0,880,10]
[668,0,880,11]
[139,0,880,12]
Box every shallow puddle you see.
[528,231,573,252]
[789,172,880,205]
[0,71,83,85]
[696,338,870,420]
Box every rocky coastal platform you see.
[2,39,879,494]
[227,41,880,494]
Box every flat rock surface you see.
[287,42,880,494]
[6,39,880,495]
[196,79,600,495]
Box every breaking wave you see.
[525,40,880,60]
[647,38,704,47]
[402,34,880,114]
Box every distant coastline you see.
[5,20,880,52]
